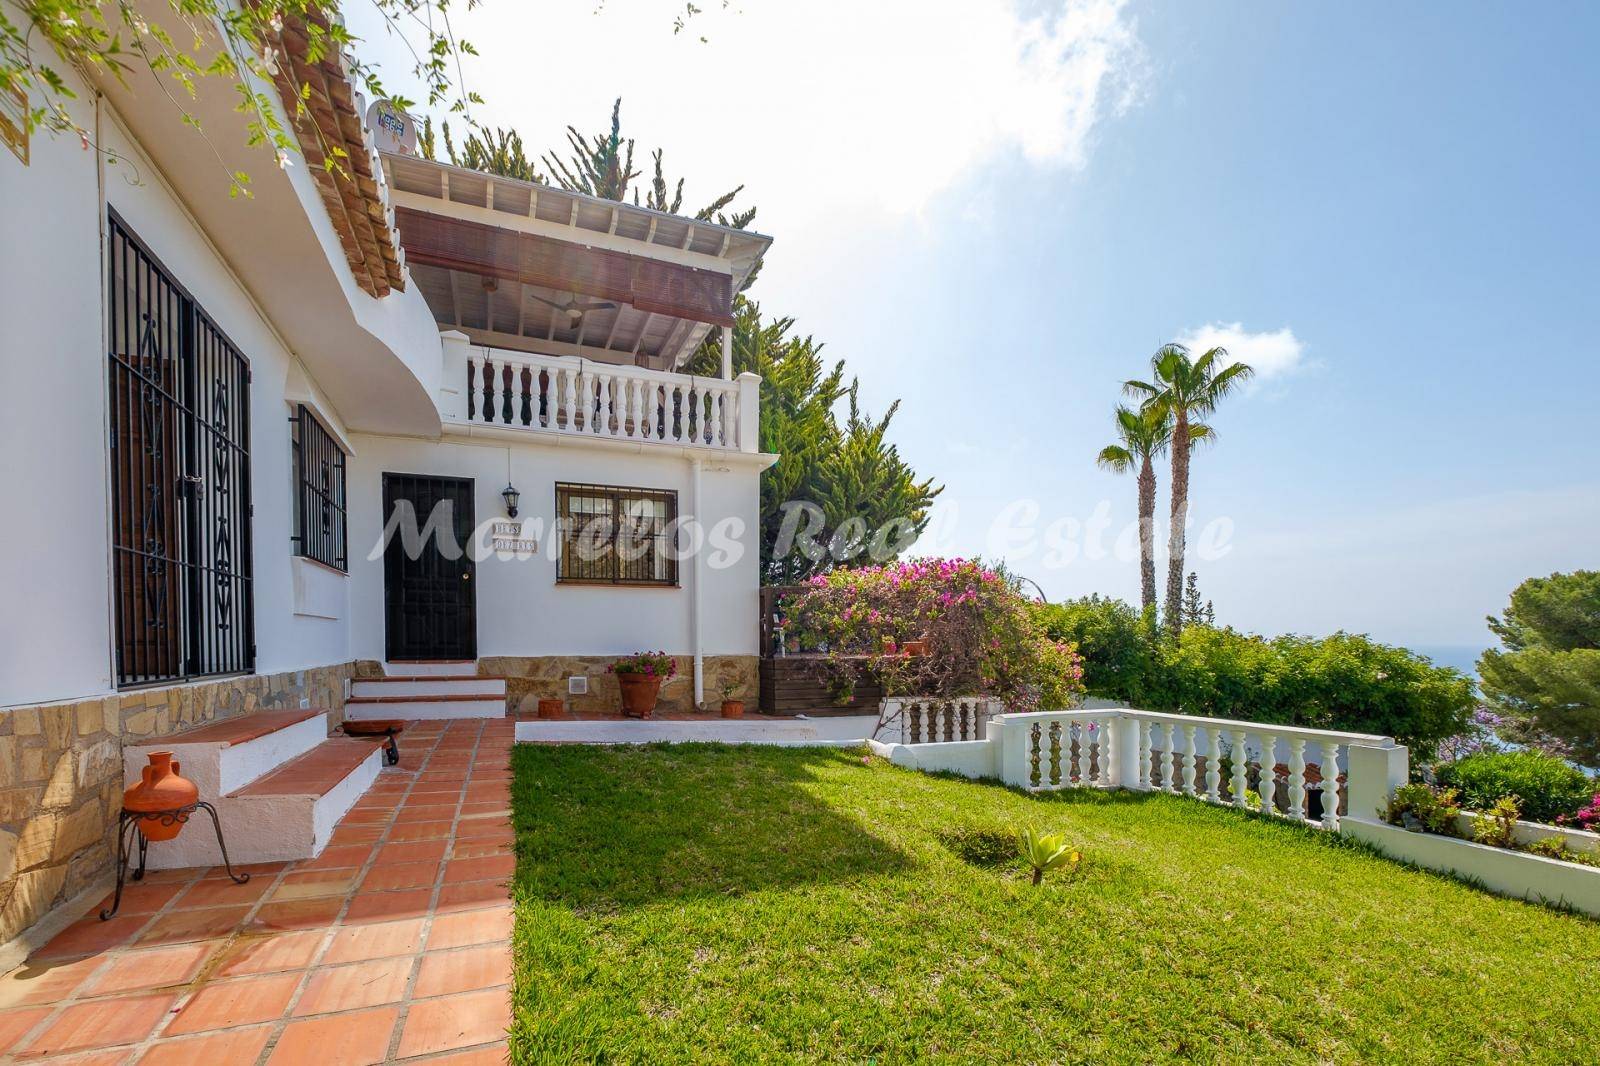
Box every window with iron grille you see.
[556,483,678,586]
[291,405,348,571]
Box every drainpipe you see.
[690,456,704,709]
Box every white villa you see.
[0,9,773,948]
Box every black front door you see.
[382,474,476,661]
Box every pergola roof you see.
[381,153,771,369]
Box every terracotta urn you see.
[537,697,565,720]
[902,639,928,657]
[123,752,199,841]
[617,673,662,719]
[720,699,745,719]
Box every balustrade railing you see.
[438,336,759,453]
[1000,710,1399,831]
[886,697,1002,744]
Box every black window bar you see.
[290,404,348,572]
[555,483,678,586]
[107,210,254,688]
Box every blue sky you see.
[346,0,1599,651]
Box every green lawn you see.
[509,744,1599,1064]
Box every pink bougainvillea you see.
[784,558,1084,712]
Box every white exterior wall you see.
[0,94,354,706]
[345,433,762,660]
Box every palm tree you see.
[1125,344,1253,635]
[1095,405,1173,612]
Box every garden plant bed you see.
[509,744,1599,1063]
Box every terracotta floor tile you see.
[449,839,512,861]
[0,1005,52,1052]
[164,971,299,1035]
[386,821,453,842]
[397,804,457,822]
[453,824,513,845]
[82,942,214,997]
[137,906,251,947]
[396,986,511,1058]
[139,1025,272,1066]
[249,896,346,933]
[202,861,290,880]
[213,930,325,978]
[0,955,102,1008]
[271,869,361,902]
[20,992,175,1055]
[35,916,146,960]
[322,918,425,964]
[344,888,433,925]
[172,874,273,909]
[297,844,375,871]
[410,1046,509,1066]
[437,881,509,913]
[293,956,413,1016]
[426,906,513,951]
[92,880,186,917]
[377,840,449,866]
[414,944,513,998]
[328,826,384,846]
[342,808,393,825]
[268,1006,399,1065]
[359,861,439,894]
[29,1049,132,1066]
[446,855,515,882]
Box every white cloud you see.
[348,0,1146,230]
[1174,322,1309,382]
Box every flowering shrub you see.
[1435,750,1594,825]
[609,652,678,679]
[784,558,1085,712]
[1558,794,1600,832]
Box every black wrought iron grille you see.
[555,483,678,586]
[107,211,254,688]
[291,405,348,571]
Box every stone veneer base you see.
[480,654,759,717]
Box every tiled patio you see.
[0,719,516,1064]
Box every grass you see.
[509,744,1600,1064]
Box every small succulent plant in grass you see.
[1016,826,1082,885]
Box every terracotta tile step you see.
[359,675,506,683]
[155,708,323,747]
[231,739,377,798]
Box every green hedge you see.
[1035,597,1475,759]
[1435,751,1594,824]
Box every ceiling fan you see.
[527,291,617,325]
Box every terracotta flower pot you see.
[720,699,745,719]
[902,640,928,657]
[123,752,199,842]
[617,673,663,718]
[537,697,565,720]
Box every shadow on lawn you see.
[510,743,912,909]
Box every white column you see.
[736,371,761,453]
[438,330,472,420]
[721,325,733,380]
[1344,743,1409,826]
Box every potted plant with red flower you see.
[609,651,677,719]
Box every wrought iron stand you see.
[100,803,249,920]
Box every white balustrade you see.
[885,697,1001,745]
[447,343,757,451]
[942,707,1398,831]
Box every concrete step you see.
[123,709,329,801]
[345,693,506,721]
[382,659,478,677]
[139,738,382,870]
[352,676,506,698]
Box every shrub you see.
[785,558,1085,712]
[1435,751,1594,825]
[1558,793,1600,832]
[1382,783,1462,835]
[1473,796,1522,848]
[935,824,1016,867]
[1033,596,1157,704]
